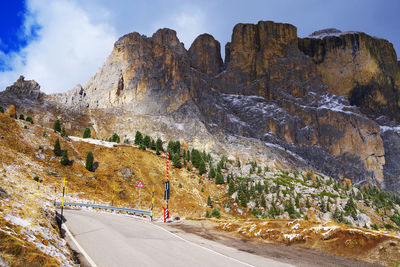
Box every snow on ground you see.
[380,125,400,134]
[69,136,116,148]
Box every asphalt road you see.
[63,209,292,267]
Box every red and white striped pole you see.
[165,152,170,221]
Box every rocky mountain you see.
[2,20,400,193]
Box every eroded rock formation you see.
[2,21,400,193]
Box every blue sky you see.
[1,0,399,93]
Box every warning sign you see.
[136,180,144,188]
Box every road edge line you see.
[150,222,255,267]
[63,223,98,267]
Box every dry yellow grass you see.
[213,218,400,266]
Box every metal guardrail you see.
[54,201,152,219]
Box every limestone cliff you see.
[2,21,400,193]
[298,29,400,122]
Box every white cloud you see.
[0,0,117,93]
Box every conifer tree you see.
[8,105,16,118]
[156,145,161,155]
[207,195,213,207]
[61,127,67,137]
[0,106,3,113]
[239,189,247,207]
[228,179,235,195]
[111,133,120,143]
[261,194,267,208]
[60,150,69,166]
[172,152,181,168]
[85,151,94,171]
[191,149,201,168]
[183,150,186,162]
[199,159,206,175]
[53,119,61,132]
[186,149,190,162]
[19,114,25,120]
[150,139,156,150]
[134,131,143,145]
[53,138,62,156]
[208,165,216,179]
[144,135,151,148]
[215,172,224,184]
[83,127,91,138]
[156,138,163,151]
[26,116,33,124]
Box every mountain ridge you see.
[1,20,400,194]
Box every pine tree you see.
[261,194,267,208]
[19,114,25,120]
[207,195,213,207]
[60,150,69,166]
[150,139,156,150]
[198,160,206,175]
[53,119,61,132]
[111,133,120,143]
[156,146,161,155]
[172,152,181,168]
[215,172,224,184]
[26,116,33,124]
[228,179,235,195]
[0,106,3,113]
[61,127,67,137]
[83,128,91,138]
[239,189,247,207]
[85,151,94,171]
[208,165,216,178]
[167,141,174,156]
[191,149,201,168]
[187,149,190,162]
[156,138,163,151]
[134,131,143,145]
[144,135,151,148]
[53,138,62,156]
[8,105,16,118]
[306,198,311,208]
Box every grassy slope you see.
[2,112,400,266]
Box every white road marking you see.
[63,223,98,267]
[149,222,255,267]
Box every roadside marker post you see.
[111,185,115,206]
[54,181,57,206]
[136,180,144,209]
[60,177,66,227]
[164,152,170,222]
[151,184,155,221]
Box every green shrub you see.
[215,172,224,184]
[211,208,221,219]
[134,131,143,145]
[371,223,379,230]
[26,116,33,124]
[83,128,91,138]
[53,119,61,132]
[53,138,62,156]
[19,114,25,120]
[85,151,94,171]
[60,151,69,166]
[207,195,213,207]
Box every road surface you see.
[63,209,292,267]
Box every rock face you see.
[3,76,44,100]
[298,30,400,122]
[3,21,400,193]
[188,34,223,76]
